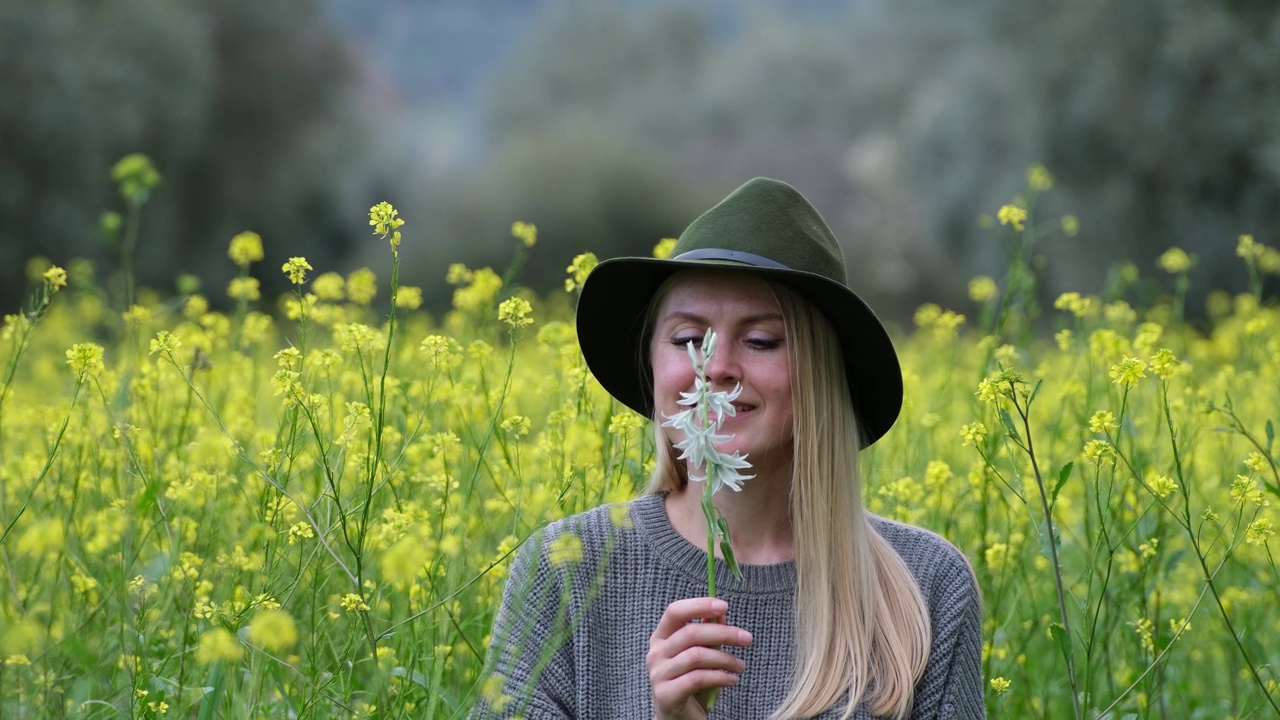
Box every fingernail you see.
[738,629,752,644]
[711,599,728,611]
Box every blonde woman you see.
[474,178,983,719]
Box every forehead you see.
[653,271,780,318]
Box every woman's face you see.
[649,271,794,473]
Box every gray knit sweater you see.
[472,493,984,719]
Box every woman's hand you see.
[647,597,753,720]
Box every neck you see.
[664,458,794,565]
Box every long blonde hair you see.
[645,275,931,719]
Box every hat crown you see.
[673,177,848,285]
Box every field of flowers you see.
[1,161,1278,719]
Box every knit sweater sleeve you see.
[910,545,985,720]
[470,528,578,720]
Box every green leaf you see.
[720,538,741,579]
[998,408,1022,443]
[1029,378,1044,405]
[1266,419,1274,453]
[1049,622,1072,670]
[1052,462,1073,503]
[196,661,227,720]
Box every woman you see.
[473,178,983,719]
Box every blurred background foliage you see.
[3,0,1278,316]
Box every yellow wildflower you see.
[369,201,405,248]
[548,532,583,566]
[1148,474,1178,499]
[960,422,987,447]
[1109,357,1146,387]
[511,221,537,247]
[1246,518,1275,545]
[990,677,1011,696]
[1089,411,1117,434]
[1157,248,1193,274]
[311,272,345,301]
[1026,164,1054,191]
[1061,215,1080,237]
[564,253,599,293]
[968,276,998,303]
[247,609,298,651]
[347,268,377,305]
[653,238,677,259]
[195,628,243,663]
[282,257,313,285]
[42,265,68,292]
[498,297,534,328]
[228,232,264,267]
[997,204,1027,231]
[66,343,106,380]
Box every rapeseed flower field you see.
[1,162,1278,718]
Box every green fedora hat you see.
[575,177,902,447]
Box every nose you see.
[702,338,741,387]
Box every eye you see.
[746,336,782,350]
[671,335,703,347]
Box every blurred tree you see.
[0,0,386,310]
[482,0,1280,315]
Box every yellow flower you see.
[498,297,533,328]
[1109,357,1146,387]
[501,415,532,437]
[347,268,377,305]
[311,272,345,301]
[111,153,161,202]
[1083,439,1115,464]
[247,609,298,652]
[42,265,68,292]
[369,201,405,249]
[997,204,1027,231]
[228,232,264,267]
[1026,163,1054,191]
[287,522,314,545]
[396,286,423,310]
[511,221,537,247]
[195,628,243,663]
[1061,215,1080,237]
[1149,348,1182,379]
[282,257,313,285]
[227,277,261,302]
[960,422,987,447]
[564,253,599,292]
[990,676,1011,695]
[1246,518,1275,545]
[340,593,370,613]
[1157,248,1194,274]
[1054,329,1073,352]
[547,532,583,566]
[984,542,1009,570]
[1089,411,1117,434]
[66,343,106,380]
[1236,233,1260,260]
[968,276,998,303]
[608,413,642,435]
[1147,474,1178,499]
[653,238,677,259]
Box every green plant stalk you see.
[1009,385,1082,720]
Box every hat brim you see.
[575,257,903,447]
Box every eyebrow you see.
[661,310,784,326]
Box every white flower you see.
[660,331,754,495]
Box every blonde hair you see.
[645,275,931,719]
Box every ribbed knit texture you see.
[472,494,984,719]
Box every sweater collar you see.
[630,492,796,595]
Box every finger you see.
[665,623,753,656]
[650,598,728,641]
[652,668,740,713]
[654,644,746,681]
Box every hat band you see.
[673,248,792,270]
